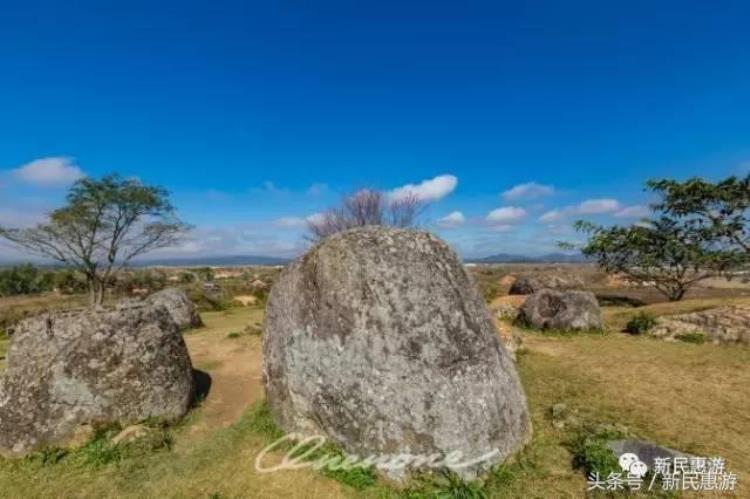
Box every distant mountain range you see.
[466,252,589,264]
[132,255,291,267]
[0,252,587,268]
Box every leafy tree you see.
[648,174,750,254]
[575,218,738,301]
[53,268,88,295]
[194,267,215,282]
[0,264,55,297]
[179,271,197,284]
[0,174,190,306]
[307,189,423,241]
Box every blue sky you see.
[0,0,748,260]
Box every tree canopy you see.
[648,174,750,254]
[575,218,738,301]
[573,175,749,301]
[0,174,190,305]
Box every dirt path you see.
[183,308,266,435]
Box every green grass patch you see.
[566,423,629,477]
[677,332,706,344]
[624,312,657,335]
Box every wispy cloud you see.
[389,174,458,202]
[274,212,325,229]
[274,216,307,228]
[502,182,555,201]
[539,198,621,222]
[306,183,328,196]
[11,157,84,187]
[576,199,621,214]
[436,211,465,228]
[486,206,526,224]
[614,205,650,218]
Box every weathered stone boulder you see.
[264,227,531,480]
[508,274,584,295]
[650,305,750,344]
[515,289,602,331]
[0,303,194,456]
[145,287,203,330]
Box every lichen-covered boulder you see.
[508,274,584,295]
[0,303,194,457]
[263,227,531,480]
[649,305,750,344]
[515,288,602,331]
[145,287,203,330]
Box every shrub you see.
[678,332,706,344]
[567,424,629,477]
[625,312,657,335]
[53,268,88,294]
[0,264,56,297]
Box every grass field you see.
[0,301,747,497]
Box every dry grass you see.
[510,332,750,497]
[0,293,748,497]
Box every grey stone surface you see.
[263,227,531,480]
[650,305,750,344]
[508,274,584,295]
[0,303,194,457]
[145,287,203,330]
[515,288,602,331]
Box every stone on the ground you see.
[145,287,203,330]
[508,274,584,295]
[264,227,531,481]
[650,305,750,344]
[0,303,194,457]
[515,288,602,331]
[111,424,150,445]
[495,303,519,321]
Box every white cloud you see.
[490,224,514,232]
[486,206,526,223]
[305,212,326,225]
[538,198,621,222]
[576,198,621,215]
[544,224,575,236]
[389,174,458,202]
[149,224,307,259]
[274,212,326,228]
[539,209,564,223]
[274,216,307,228]
[12,157,84,186]
[502,182,555,201]
[0,208,46,228]
[437,211,465,228]
[614,205,650,218]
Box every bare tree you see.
[307,189,424,241]
[0,174,190,306]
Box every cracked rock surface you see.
[263,227,531,480]
[0,303,193,456]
